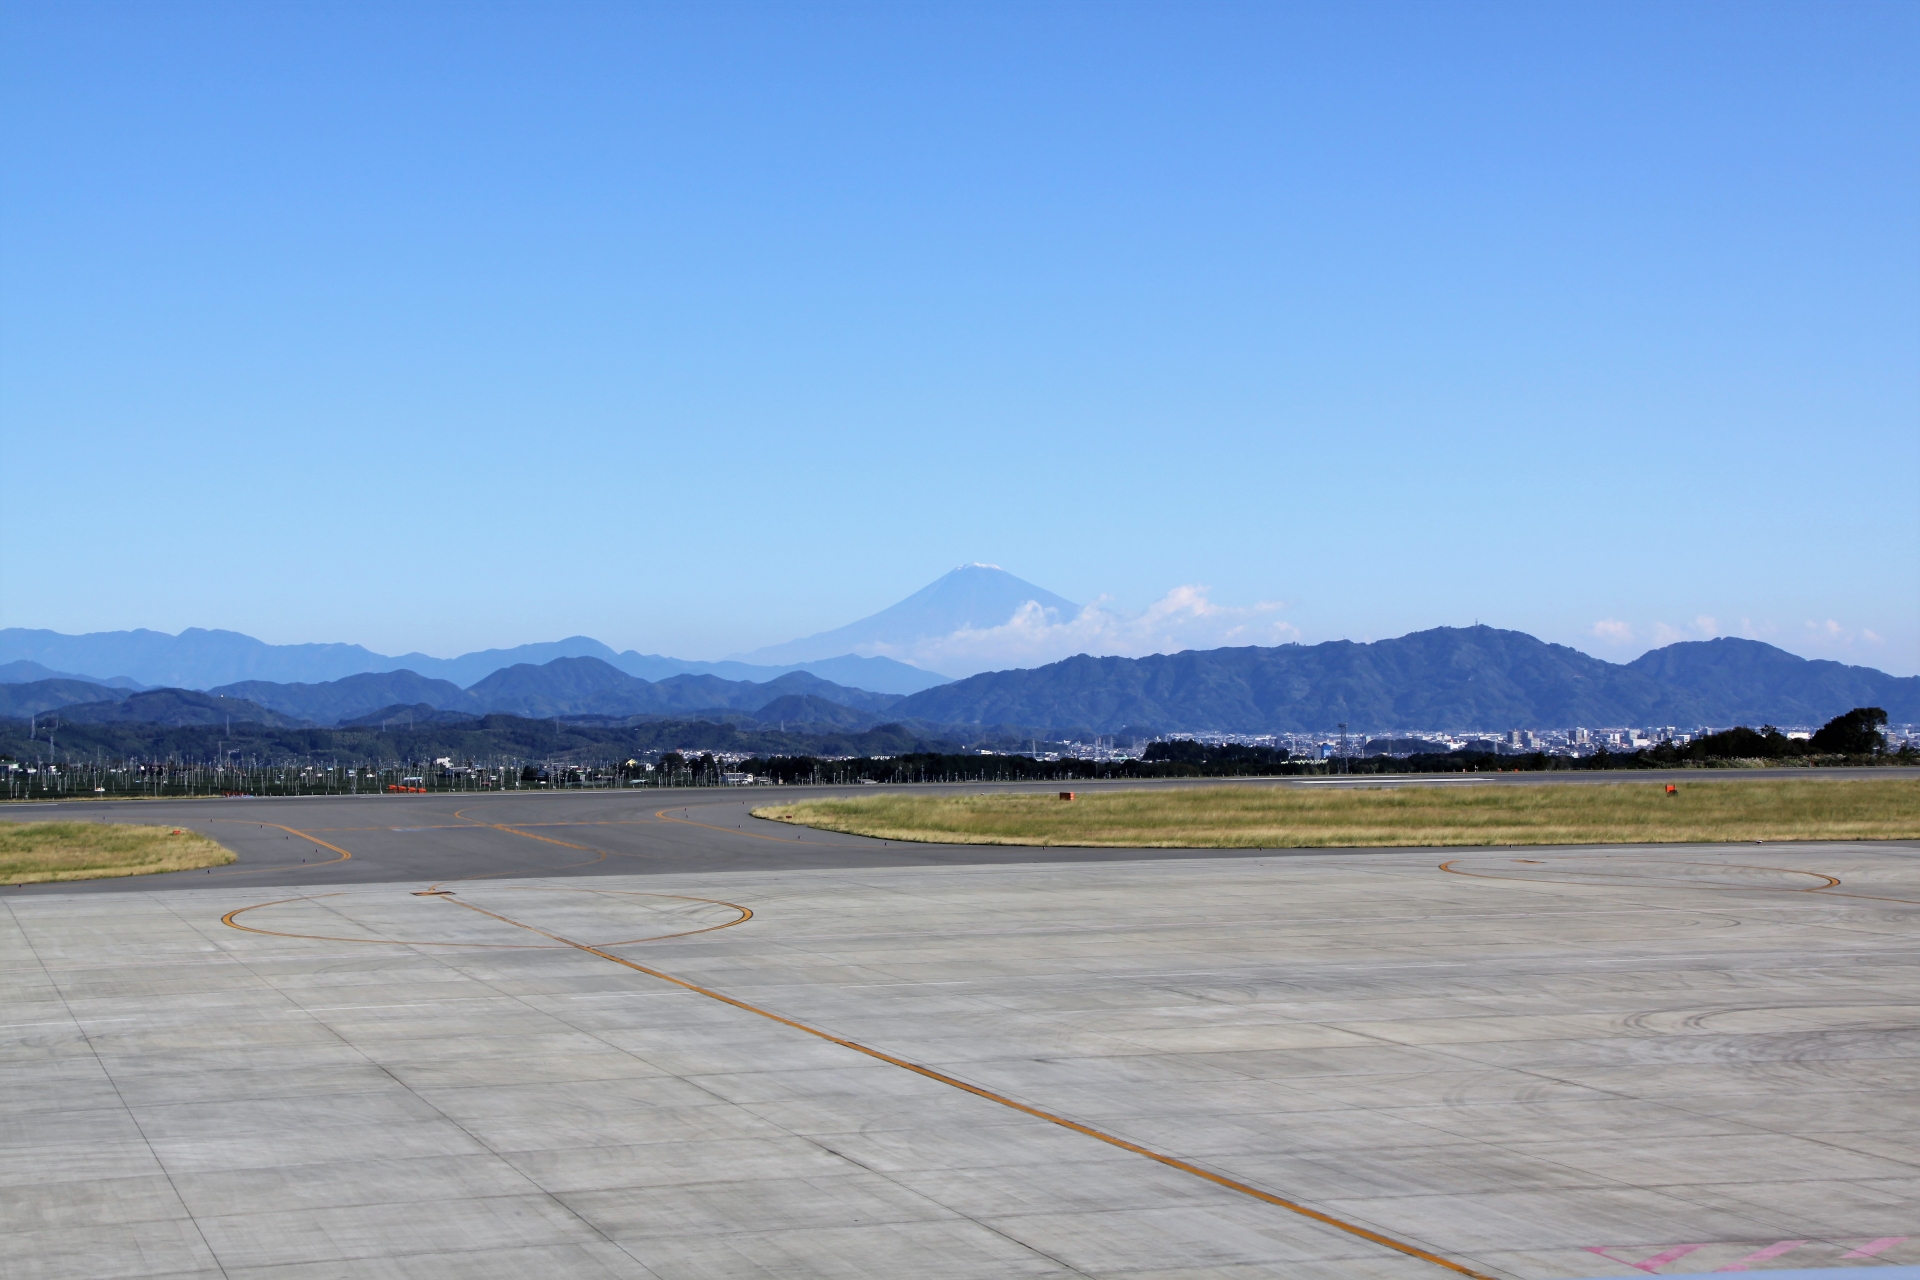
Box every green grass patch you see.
[755,778,1920,848]
[0,822,237,884]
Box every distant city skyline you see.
[2,3,1913,674]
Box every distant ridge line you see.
[0,628,949,696]
[886,627,1919,734]
[4,627,1911,737]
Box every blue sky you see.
[3,1,1914,673]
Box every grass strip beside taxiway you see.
[0,821,237,883]
[756,778,1920,848]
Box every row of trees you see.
[728,709,1906,785]
[2,758,517,800]
[1636,707,1896,764]
[739,748,1315,784]
[4,710,1901,800]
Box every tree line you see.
[4,707,1902,793]
[732,708,1906,784]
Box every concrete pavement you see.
[4,826,1918,1277]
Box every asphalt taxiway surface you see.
[5,768,1915,894]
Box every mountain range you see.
[0,565,1101,692]
[4,628,1912,737]
[0,660,148,690]
[886,629,1920,733]
[5,566,1912,738]
[0,659,904,729]
[0,629,948,695]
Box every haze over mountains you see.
[0,564,1073,692]
[3,566,1913,737]
[0,660,906,729]
[0,627,947,694]
[0,565,1079,691]
[4,630,1912,738]
[0,661,148,690]
[736,564,1080,669]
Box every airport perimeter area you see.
[3,784,1918,1278]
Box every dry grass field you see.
[757,777,1920,848]
[0,821,236,884]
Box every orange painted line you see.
[220,894,554,948]
[479,885,754,943]
[196,821,352,876]
[437,893,1497,1280]
[1438,858,1839,891]
[1441,855,1920,906]
[219,886,751,949]
[466,824,612,857]
[1810,889,1920,907]
[435,808,611,883]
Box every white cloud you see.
[854,586,1302,675]
[1606,615,1723,648]
[1650,617,1719,646]
[1800,618,1885,652]
[1590,619,1634,644]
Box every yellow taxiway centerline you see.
[433,890,1499,1280]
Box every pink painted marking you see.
[1715,1240,1805,1271]
[1626,1243,1707,1272]
[1842,1237,1908,1259]
[1583,1243,1716,1273]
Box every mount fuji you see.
[734,565,1079,673]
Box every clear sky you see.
[3,2,1915,673]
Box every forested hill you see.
[1622,637,1916,725]
[889,626,1920,734]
